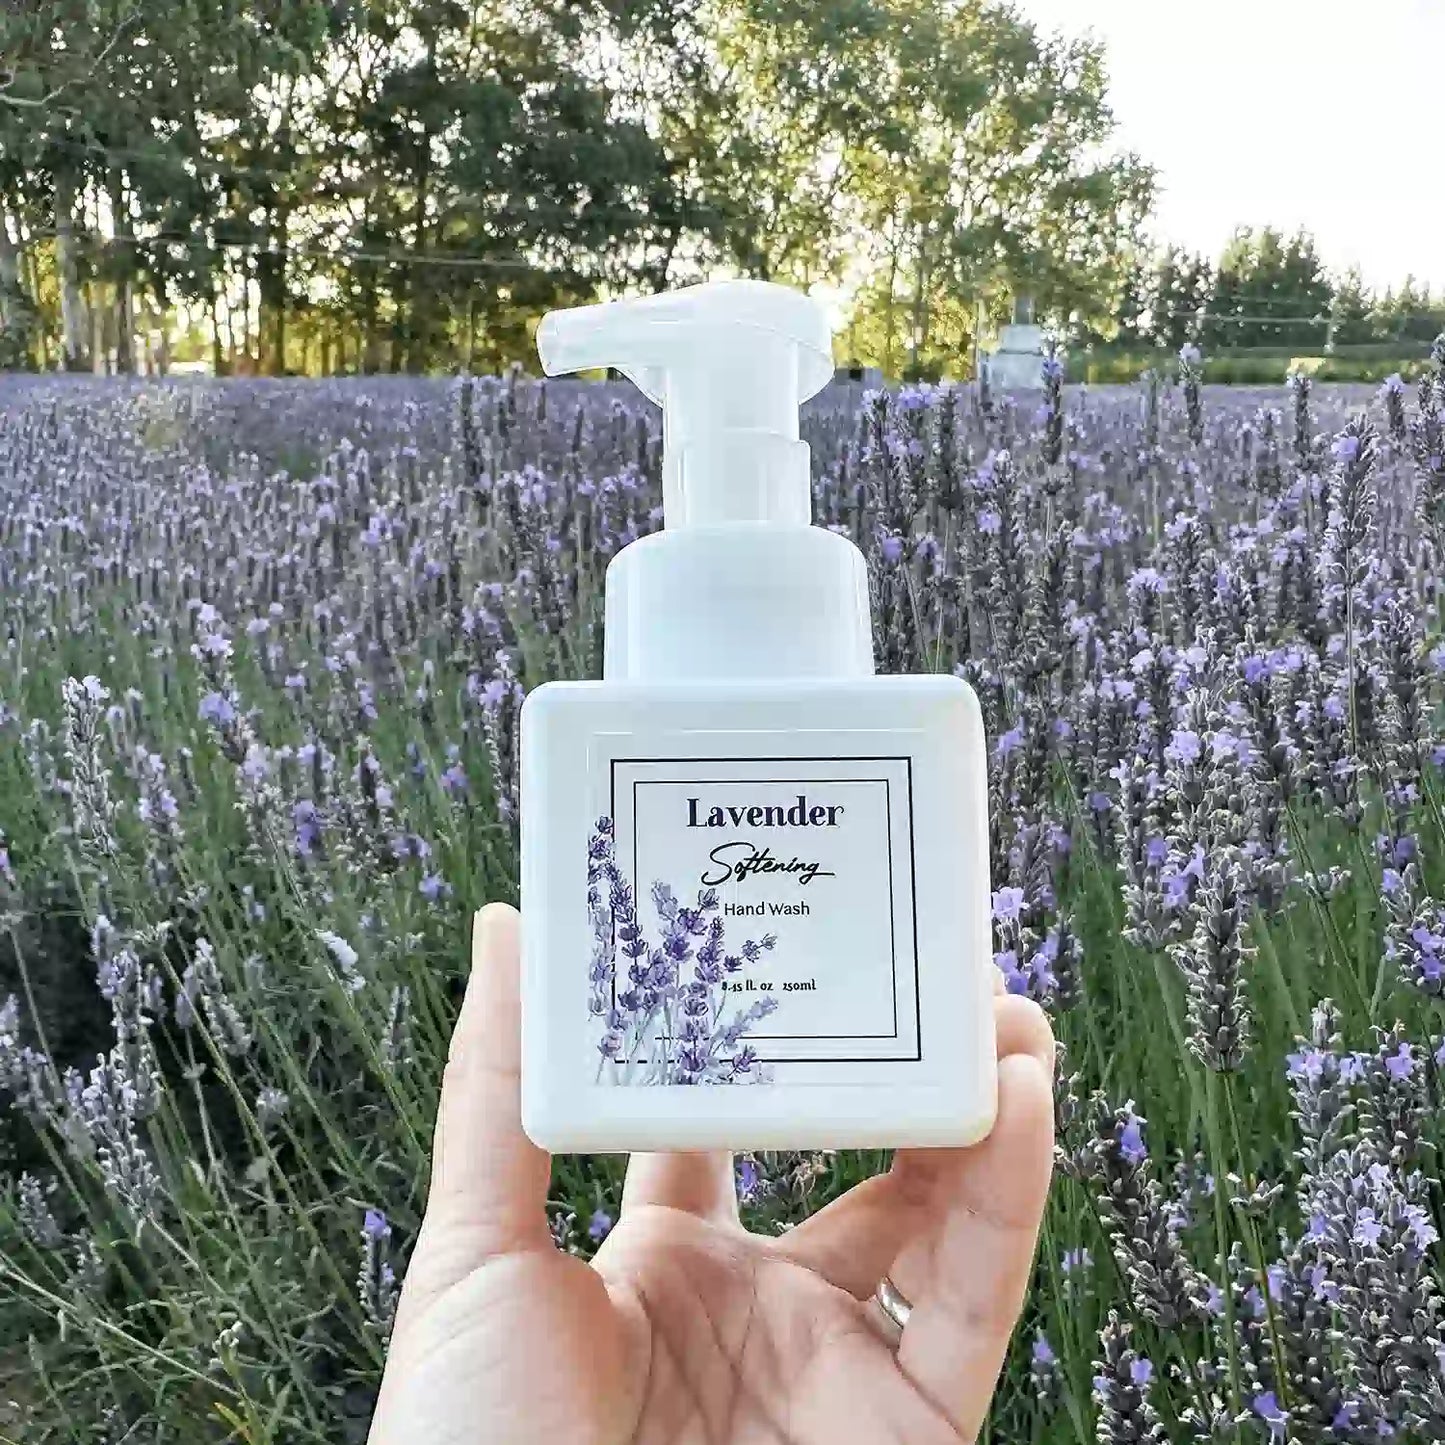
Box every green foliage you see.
[1094,230,1445,368]
[1070,349,1434,386]
[0,0,1152,378]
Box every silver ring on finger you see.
[869,1273,913,1350]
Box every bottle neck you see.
[602,524,874,682]
[665,434,811,527]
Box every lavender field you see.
[2,359,1445,1443]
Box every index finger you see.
[399,906,553,1319]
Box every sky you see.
[1011,0,1445,294]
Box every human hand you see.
[369,904,1055,1445]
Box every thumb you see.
[404,906,552,1306]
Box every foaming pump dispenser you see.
[520,278,996,1152]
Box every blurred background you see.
[1,0,1441,385]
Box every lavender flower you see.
[0,994,53,1118]
[1174,853,1253,1072]
[1093,1313,1167,1444]
[358,1207,399,1339]
[17,1172,63,1249]
[3,345,1445,1445]
[478,653,525,824]
[318,930,366,994]
[1179,343,1204,446]
[1040,338,1065,467]
[177,938,252,1057]
[69,1050,162,1227]
[1086,1098,1208,1329]
[255,1087,290,1133]
[61,676,119,862]
[586,820,778,1085]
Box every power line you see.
[1151,310,1442,326]
[40,134,689,226]
[18,227,553,270]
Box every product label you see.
[587,746,920,1085]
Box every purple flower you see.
[996,724,1025,758]
[1339,1054,1368,1084]
[1118,1111,1146,1165]
[1354,1208,1384,1247]
[198,692,236,726]
[1404,1203,1439,1249]
[737,1157,763,1202]
[991,886,1026,924]
[293,800,322,856]
[196,630,232,658]
[994,949,1027,994]
[419,872,448,902]
[1254,1391,1288,1441]
[1032,1333,1056,1366]
[587,1209,614,1243]
[1164,728,1202,766]
[1130,1358,1153,1387]
[978,508,1002,535]
[362,1209,390,1242]
[1384,1042,1415,1081]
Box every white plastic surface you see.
[520,279,997,1152]
[536,280,872,681]
[536,279,833,528]
[520,677,998,1153]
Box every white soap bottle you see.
[519,278,996,1153]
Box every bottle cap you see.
[537,280,872,681]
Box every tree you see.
[1205,226,1332,351]
[701,0,1154,376]
[1111,251,1154,348]
[1330,266,1377,349]
[4,0,1153,376]
[0,1,145,369]
[1149,246,1212,352]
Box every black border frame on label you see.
[608,755,923,1065]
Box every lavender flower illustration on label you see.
[587,817,779,1084]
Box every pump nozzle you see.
[536,280,834,528]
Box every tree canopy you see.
[0,0,1154,376]
[1099,227,1443,358]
